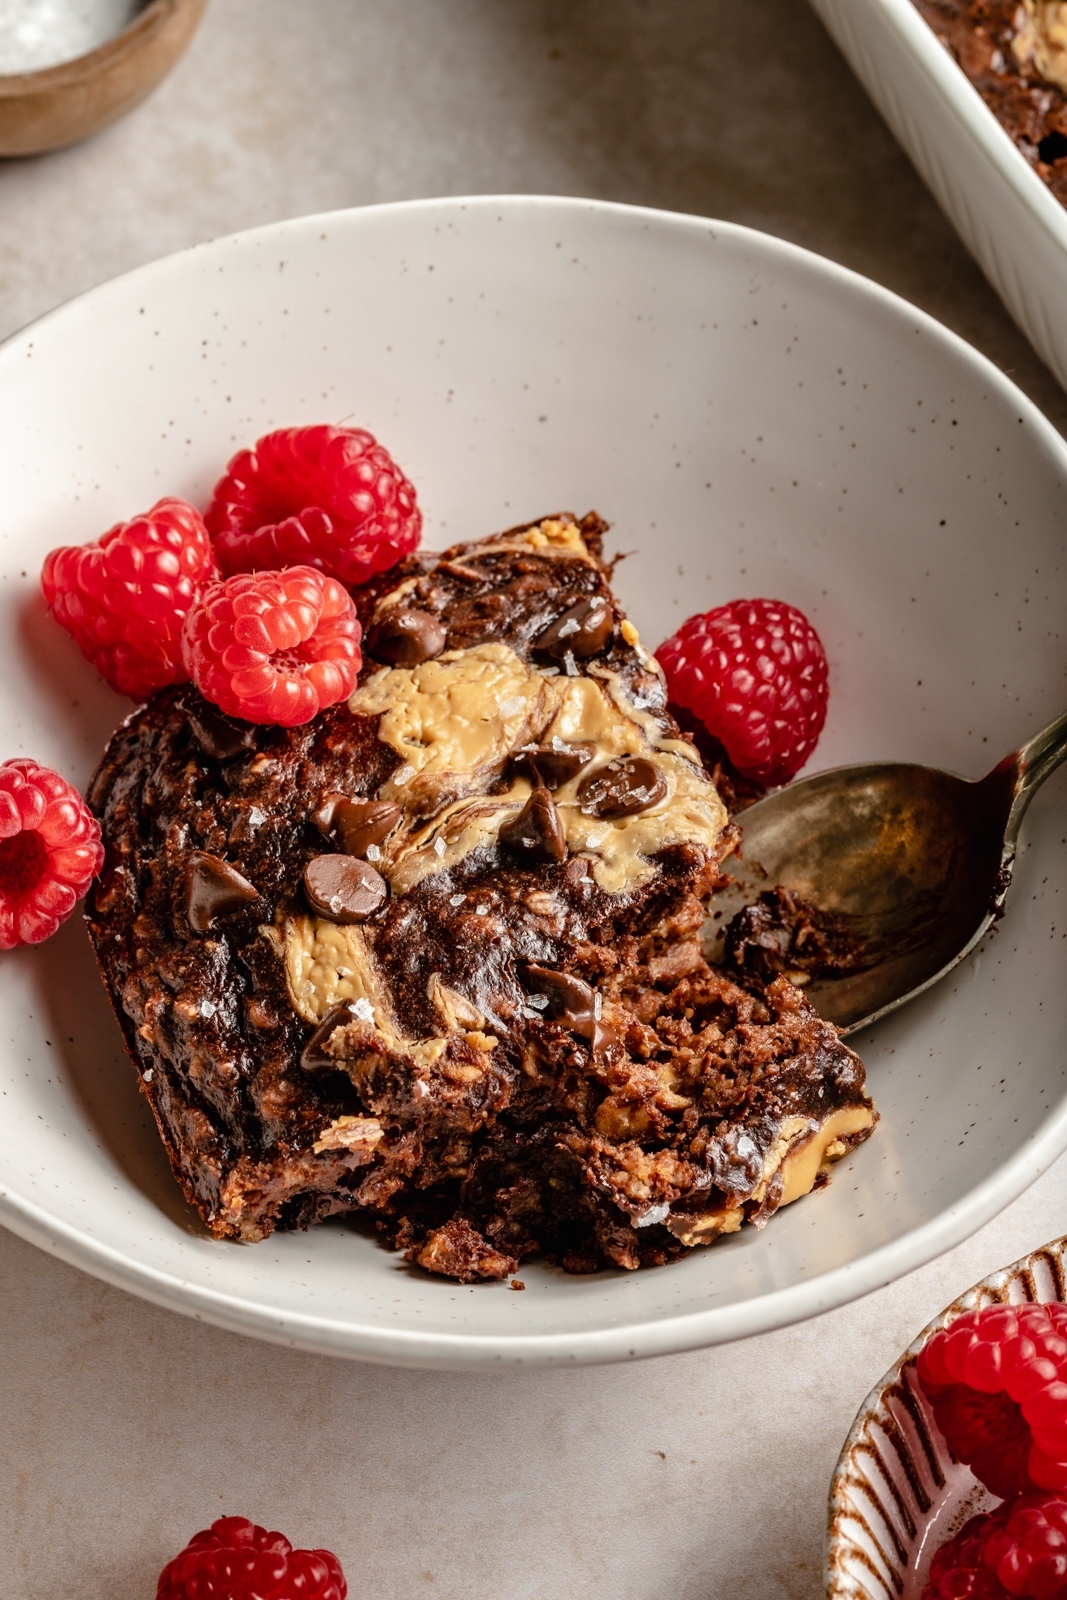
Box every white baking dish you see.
[808,0,1067,392]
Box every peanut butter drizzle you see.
[274,914,447,1067]
[461,515,596,564]
[665,1105,875,1247]
[347,644,727,896]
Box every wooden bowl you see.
[0,0,207,157]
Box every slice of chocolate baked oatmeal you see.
[85,512,875,1280]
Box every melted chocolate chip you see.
[520,965,618,1057]
[499,787,567,864]
[589,1018,621,1057]
[514,742,595,789]
[186,702,256,762]
[300,1001,365,1073]
[519,964,597,1039]
[366,608,447,666]
[184,852,260,931]
[312,794,400,857]
[577,756,667,819]
[304,854,388,923]
[534,597,614,660]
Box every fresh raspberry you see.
[41,499,217,700]
[922,1509,1012,1600]
[986,1493,1067,1598]
[0,760,103,948]
[917,1304,1067,1497]
[656,598,829,786]
[205,425,421,586]
[157,1516,346,1600]
[182,566,362,727]
[922,1496,1067,1600]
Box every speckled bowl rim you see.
[2,195,1067,1368]
[825,1235,1067,1597]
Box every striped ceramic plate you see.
[826,1237,1067,1598]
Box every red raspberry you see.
[922,1496,1067,1600]
[41,499,217,700]
[157,1516,346,1600]
[922,1509,1012,1600]
[917,1304,1067,1497]
[986,1494,1067,1598]
[182,566,362,727]
[656,598,829,786]
[0,760,103,948]
[205,425,421,586]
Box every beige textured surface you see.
[1,2,1066,1596]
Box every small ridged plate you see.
[826,1237,1067,1599]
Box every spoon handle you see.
[1002,708,1067,844]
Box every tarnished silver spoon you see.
[704,711,1067,1035]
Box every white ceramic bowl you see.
[807,0,1067,393]
[1,196,1066,1369]
[826,1236,1067,1599]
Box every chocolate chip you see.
[520,965,618,1057]
[366,608,447,666]
[312,794,400,857]
[534,597,614,660]
[514,742,595,789]
[589,1019,621,1057]
[563,855,595,896]
[304,854,388,922]
[186,702,256,762]
[184,852,260,931]
[300,1001,366,1073]
[499,788,567,864]
[577,756,667,818]
[519,963,597,1039]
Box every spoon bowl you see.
[707,712,1067,1033]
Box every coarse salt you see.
[0,0,143,74]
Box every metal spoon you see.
[704,711,1067,1035]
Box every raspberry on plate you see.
[157,1516,346,1600]
[656,598,829,787]
[0,760,102,948]
[922,1509,1012,1600]
[182,566,362,726]
[205,424,421,586]
[922,1494,1067,1600]
[41,498,217,700]
[917,1303,1067,1497]
[986,1493,1067,1599]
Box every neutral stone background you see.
[1,3,1065,1597]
